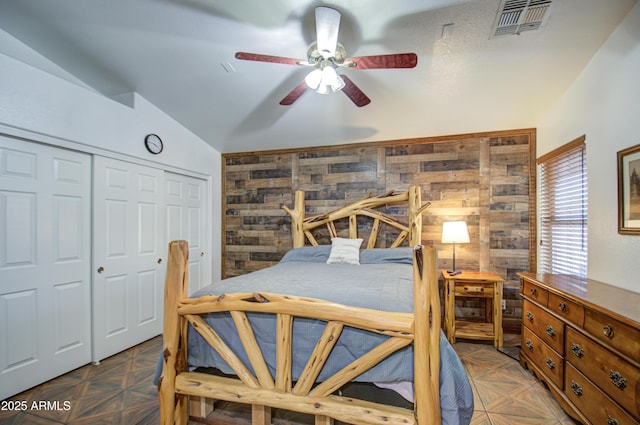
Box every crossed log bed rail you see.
[158,185,441,425]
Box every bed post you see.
[413,245,441,425]
[283,189,306,248]
[158,240,190,425]
[408,185,441,423]
[408,185,424,247]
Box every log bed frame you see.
[158,185,441,425]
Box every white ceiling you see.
[0,0,636,153]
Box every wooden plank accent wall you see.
[223,129,536,328]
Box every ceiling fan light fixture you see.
[304,68,323,89]
[317,65,345,94]
[304,64,345,94]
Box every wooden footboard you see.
[158,241,440,425]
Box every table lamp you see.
[441,221,470,275]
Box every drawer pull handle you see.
[609,370,627,389]
[607,415,619,425]
[545,325,556,337]
[526,311,534,321]
[525,339,534,350]
[603,324,614,338]
[529,287,538,296]
[558,302,567,312]
[570,381,583,396]
[545,357,555,370]
[571,343,584,358]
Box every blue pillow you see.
[280,245,332,263]
[359,247,413,265]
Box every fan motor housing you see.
[307,41,347,66]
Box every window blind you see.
[538,136,587,277]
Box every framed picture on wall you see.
[618,143,640,234]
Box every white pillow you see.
[326,237,363,265]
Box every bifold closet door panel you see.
[92,156,165,363]
[165,171,209,295]
[0,135,91,399]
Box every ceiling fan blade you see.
[341,75,370,107]
[279,81,309,105]
[346,53,418,70]
[315,6,341,57]
[235,52,301,66]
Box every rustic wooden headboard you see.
[282,185,430,249]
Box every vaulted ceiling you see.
[0,0,636,153]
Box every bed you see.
[157,186,473,425]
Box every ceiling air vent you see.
[491,0,552,37]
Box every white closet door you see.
[0,136,91,399]
[92,156,165,362]
[165,172,209,294]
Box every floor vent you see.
[491,0,552,37]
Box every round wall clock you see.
[144,134,164,154]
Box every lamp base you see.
[447,270,462,276]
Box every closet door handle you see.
[157,258,162,264]
[97,266,104,273]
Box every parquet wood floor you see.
[1,334,578,425]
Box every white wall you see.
[537,2,640,293]
[0,32,222,281]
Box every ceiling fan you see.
[235,6,418,107]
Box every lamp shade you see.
[317,65,345,94]
[441,221,470,244]
[304,69,323,89]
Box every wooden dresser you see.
[518,273,639,425]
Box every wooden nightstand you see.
[442,270,504,348]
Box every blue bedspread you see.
[164,247,473,425]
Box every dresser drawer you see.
[522,327,564,388]
[521,279,548,306]
[584,309,640,361]
[565,363,638,425]
[548,292,584,327]
[454,281,494,298]
[523,299,564,355]
[566,328,640,420]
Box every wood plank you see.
[158,241,189,425]
[185,314,259,388]
[175,373,415,425]
[309,337,412,398]
[179,293,414,336]
[230,311,274,389]
[275,313,293,392]
[293,322,344,396]
[413,246,441,425]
